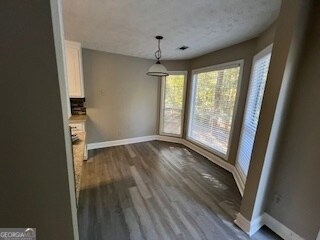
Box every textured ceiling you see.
[62,0,281,60]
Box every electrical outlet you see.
[273,193,282,204]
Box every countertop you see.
[72,131,86,201]
[69,115,87,123]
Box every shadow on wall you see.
[85,114,108,144]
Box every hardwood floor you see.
[78,141,281,240]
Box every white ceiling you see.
[62,0,281,60]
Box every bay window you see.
[187,61,243,158]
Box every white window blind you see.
[236,46,272,179]
[160,73,186,136]
[188,62,242,157]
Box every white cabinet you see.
[65,40,84,98]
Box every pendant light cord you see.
[155,38,162,62]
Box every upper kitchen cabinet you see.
[65,40,84,98]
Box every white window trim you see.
[254,44,273,64]
[186,60,244,160]
[236,44,273,182]
[159,71,188,138]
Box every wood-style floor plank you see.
[129,186,159,240]
[78,141,282,240]
[130,166,152,199]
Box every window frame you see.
[235,45,273,182]
[159,71,188,138]
[186,60,244,160]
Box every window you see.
[188,61,243,158]
[160,72,187,137]
[236,45,272,181]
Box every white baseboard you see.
[231,167,245,196]
[235,212,305,239]
[317,229,320,240]
[234,213,264,236]
[250,214,265,236]
[263,213,304,240]
[88,135,244,202]
[87,135,158,150]
[156,135,185,144]
[87,134,235,179]
[87,136,304,240]
[153,135,236,176]
[234,213,251,234]
[182,139,234,173]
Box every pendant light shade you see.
[147,36,168,77]
[147,61,168,76]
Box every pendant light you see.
[146,36,169,77]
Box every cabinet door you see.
[65,43,84,97]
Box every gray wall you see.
[0,1,75,239]
[82,38,259,159]
[239,0,313,234]
[83,50,160,143]
[266,2,320,239]
[163,60,191,72]
[83,25,276,166]
[256,22,277,53]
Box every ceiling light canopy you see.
[147,36,168,77]
[179,46,189,50]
